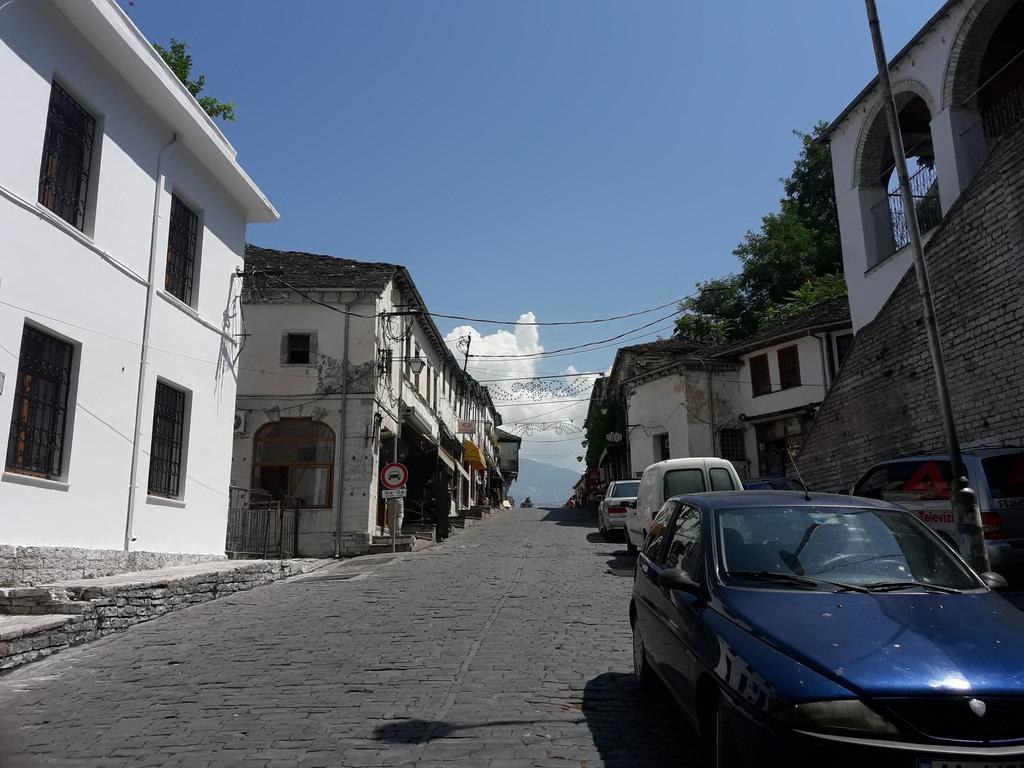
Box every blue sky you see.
[122,0,941,469]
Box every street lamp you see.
[407,357,425,376]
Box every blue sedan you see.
[630,491,1024,768]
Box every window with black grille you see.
[719,428,746,462]
[38,82,96,231]
[6,326,75,478]
[165,195,199,305]
[148,382,187,498]
[778,345,801,390]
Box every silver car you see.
[598,479,639,539]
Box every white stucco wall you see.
[0,1,265,554]
[736,335,834,420]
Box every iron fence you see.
[225,487,298,559]
[870,163,942,264]
[981,82,1024,140]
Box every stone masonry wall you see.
[0,546,226,587]
[798,121,1024,490]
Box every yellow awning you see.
[463,440,487,472]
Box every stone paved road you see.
[0,507,704,767]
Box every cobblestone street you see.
[0,507,702,767]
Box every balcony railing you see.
[981,82,1024,140]
[870,163,942,266]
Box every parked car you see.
[851,447,1024,577]
[743,477,806,491]
[625,458,742,555]
[630,490,1017,768]
[598,479,640,539]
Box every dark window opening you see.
[38,82,95,231]
[148,382,187,498]
[6,326,74,478]
[656,433,670,462]
[286,334,312,365]
[750,354,771,397]
[778,346,801,390]
[166,195,199,306]
[836,334,854,367]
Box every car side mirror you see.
[658,568,701,595]
[980,571,1008,591]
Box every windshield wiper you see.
[727,570,869,593]
[860,581,963,594]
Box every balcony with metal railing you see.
[869,163,942,268]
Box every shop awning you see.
[437,446,457,472]
[463,440,487,472]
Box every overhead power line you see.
[430,298,681,326]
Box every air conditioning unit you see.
[233,410,247,434]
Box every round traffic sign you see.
[380,462,408,489]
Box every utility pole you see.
[864,0,990,574]
[461,335,471,373]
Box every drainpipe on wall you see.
[333,299,354,558]
[124,133,182,551]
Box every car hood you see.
[720,588,1024,697]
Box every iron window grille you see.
[719,428,746,462]
[6,327,74,478]
[166,195,199,305]
[148,382,187,498]
[38,82,96,231]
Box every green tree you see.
[154,39,236,122]
[675,122,843,343]
[584,399,625,469]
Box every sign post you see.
[381,462,409,553]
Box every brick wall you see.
[798,121,1024,491]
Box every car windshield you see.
[716,505,980,590]
[611,481,639,497]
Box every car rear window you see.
[883,460,953,502]
[983,453,1024,500]
[611,481,639,498]
[664,469,706,498]
[709,467,735,491]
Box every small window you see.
[283,333,315,365]
[413,344,421,389]
[709,467,735,491]
[777,346,801,390]
[750,354,771,397]
[656,433,671,461]
[666,505,703,577]
[835,334,854,367]
[719,428,746,462]
[38,82,96,231]
[148,382,188,498]
[663,468,706,498]
[165,195,199,306]
[983,454,1024,500]
[6,326,75,478]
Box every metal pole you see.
[864,0,990,573]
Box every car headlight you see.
[775,699,899,736]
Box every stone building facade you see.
[798,121,1024,491]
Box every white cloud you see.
[443,313,595,472]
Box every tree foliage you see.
[154,39,236,122]
[675,122,843,344]
[584,399,625,469]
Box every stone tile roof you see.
[711,296,852,358]
[244,244,399,293]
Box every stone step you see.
[0,614,86,671]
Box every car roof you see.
[668,490,902,511]
[871,447,1024,464]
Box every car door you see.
[657,503,707,704]
[633,501,677,676]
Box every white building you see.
[0,0,277,559]
[595,298,852,482]
[232,247,503,557]
[824,0,1024,331]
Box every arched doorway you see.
[252,418,335,507]
[856,91,941,268]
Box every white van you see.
[625,457,743,554]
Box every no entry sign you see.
[380,462,409,490]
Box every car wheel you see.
[632,622,654,691]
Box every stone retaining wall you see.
[0,559,328,671]
[0,545,226,586]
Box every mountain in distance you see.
[509,458,579,505]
